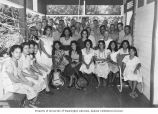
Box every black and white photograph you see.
[0,0,158,113]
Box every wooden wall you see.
[134,0,155,100]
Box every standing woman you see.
[65,41,82,87]
[80,39,95,75]
[94,40,110,88]
[77,29,89,50]
[39,26,53,70]
[1,45,38,104]
[60,27,73,56]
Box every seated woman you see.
[1,45,38,104]
[29,41,53,94]
[60,27,73,56]
[117,40,130,68]
[52,41,69,72]
[94,40,110,88]
[107,41,119,86]
[64,41,82,88]
[122,47,142,98]
[50,41,69,88]
[19,42,46,94]
[80,39,95,78]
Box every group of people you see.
[0,18,143,106]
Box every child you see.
[94,40,110,88]
[122,47,142,98]
[49,69,64,89]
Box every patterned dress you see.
[94,49,110,79]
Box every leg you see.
[96,76,101,88]
[68,75,74,87]
[132,81,138,98]
[128,80,132,90]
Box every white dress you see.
[94,49,110,79]
[123,55,142,82]
[35,51,50,79]
[108,51,119,73]
[40,35,53,69]
[19,54,46,93]
[80,48,95,74]
[0,58,37,100]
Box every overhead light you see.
[0,0,23,8]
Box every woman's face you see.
[71,27,76,34]
[110,25,115,31]
[55,43,60,50]
[118,24,123,31]
[129,49,135,56]
[104,31,109,38]
[122,42,128,49]
[34,45,38,54]
[124,27,130,34]
[111,42,116,49]
[71,43,77,51]
[23,45,29,55]
[29,44,34,54]
[99,42,104,50]
[12,48,22,60]
[64,29,70,37]
[82,31,88,38]
[46,28,51,35]
[86,42,91,48]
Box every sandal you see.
[133,92,138,98]
[129,92,136,99]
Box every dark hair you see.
[119,40,130,49]
[52,41,62,55]
[129,46,138,57]
[9,45,22,57]
[124,25,131,31]
[28,40,36,47]
[117,22,123,27]
[60,27,72,37]
[34,42,39,48]
[69,40,81,56]
[21,42,29,48]
[84,39,93,48]
[100,25,106,31]
[43,26,52,35]
[71,25,76,29]
[93,19,98,22]
[107,41,118,52]
[81,29,89,39]
[98,40,105,49]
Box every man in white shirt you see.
[52,24,63,41]
[123,25,133,46]
[117,22,125,45]
[86,26,96,48]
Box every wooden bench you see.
[0,92,26,108]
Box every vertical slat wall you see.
[153,3,158,105]
[134,0,155,100]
